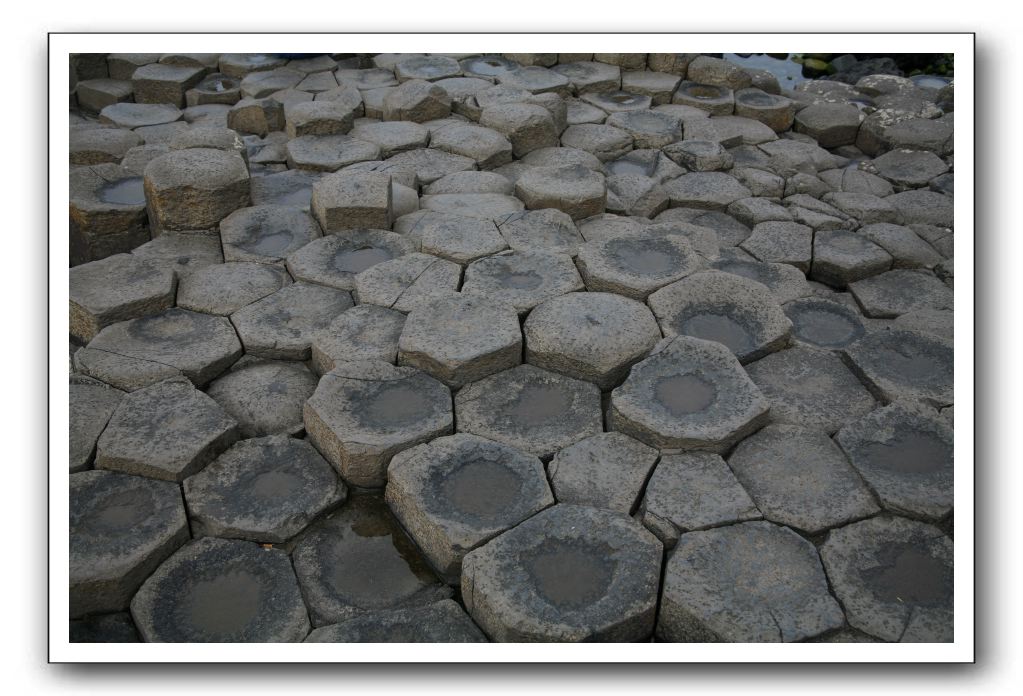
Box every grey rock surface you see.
[205,358,319,437]
[305,600,486,642]
[547,432,658,514]
[843,328,953,406]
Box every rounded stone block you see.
[658,521,845,642]
[514,165,606,220]
[523,292,661,390]
[576,233,704,301]
[220,204,322,265]
[461,250,584,316]
[783,297,866,350]
[397,295,522,388]
[311,305,407,373]
[130,537,310,642]
[386,433,554,584]
[305,600,486,643]
[843,328,953,406]
[547,432,658,515]
[461,504,663,642]
[311,170,393,232]
[70,254,176,343]
[70,470,188,617]
[183,435,347,543]
[206,358,319,438]
[143,148,250,231]
[177,261,290,315]
[286,230,415,290]
[609,335,770,453]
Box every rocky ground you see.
[68,52,954,644]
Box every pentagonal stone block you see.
[480,103,559,158]
[727,424,879,534]
[461,504,662,642]
[887,189,953,227]
[836,401,953,520]
[849,269,953,318]
[560,124,633,162]
[70,127,142,165]
[397,295,521,388]
[496,209,585,256]
[206,358,319,438]
[894,308,954,342]
[69,376,123,473]
[76,309,242,390]
[177,261,290,315]
[69,164,149,264]
[745,345,876,434]
[70,470,188,617]
[514,165,606,220]
[382,79,452,122]
[462,250,584,316]
[609,335,770,452]
[820,516,953,642]
[401,212,507,264]
[311,170,392,232]
[710,257,812,305]
[99,102,181,129]
[871,149,949,189]
[793,103,862,147]
[286,230,415,290]
[96,377,239,481]
[220,204,322,265]
[455,364,602,461]
[143,148,250,231]
[132,63,204,106]
[69,254,176,343]
[227,97,285,137]
[844,328,953,406]
[304,361,453,487]
[663,172,752,211]
[183,435,347,543]
[230,282,353,360]
[575,234,703,301]
[354,252,461,313]
[783,297,866,350]
[740,221,813,272]
[638,452,760,548]
[547,432,658,514]
[311,305,407,373]
[648,270,792,363]
[386,433,554,583]
[811,229,893,288]
[293,495,452,626]
[284,100,355,138]
[658,521,845,642]
[523,292,661,390]
[305,600,486,643]
[131,537,310,642]
[285,133,380,172]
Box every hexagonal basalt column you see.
[304,361,453,488]
[461,250,584,316]
[286,230,416,290]
[849,269,954,318]
[480,103,559,158]
[523,292,661,390]
[386,433,554,584]
[70,470,188,617]
[70,254,176,343]
[647,270,792,364]
[131,537,310,642]
[311,305,407,373]
[835,401,953,520]
[69,376,123,473]
[177,262,290,316]
[205,358,319,438]
[843,329,953,406]
[69,164,149,265]
[397,295,522,389]
[811,230,893,288]
[219,205,322,265]
[305,600,487,643]
[576,233,705,300]
[548,432,658,514]
[609,335,770,452]
[455,364,602,461]
[143,148,250,232]
[402,212,507,265]
[461,504,662,642]
[672,81,734,115]
[658,521,845,642]
[96,377,239,481]
[311,170,392,233]
[353,252,461,314]
[783,297,866,350]
[75,309,242,391]
[732,88,796,132]
[710,257,812,305]
[292,495,452,626]
[429,123,513,170]
[496,209,585,257]
[183,435,347,543]
[514,165,607,220]
[819,516,953,642]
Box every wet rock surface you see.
[67,52,955,644]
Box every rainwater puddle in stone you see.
[333,246,393,274]
[861,544,951,606]
[498,269,543,290]
[611,238,677,274]
[78,490,151,536]
[654,374,717,415]
[439,458,523,521]
[185,569,262,635]
[239,229,295,256]
[790,307,862,347]
[365,383,431,427]
[525,539,614,609]
[508,384,572,427]
[249,469,303,499]
[860,430,951,475]
[96,177,145,205]
[681,313,754,354]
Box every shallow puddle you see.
[859,430,951,475]
[524,539,615,609]
[681,313,754,354]
[96,177,145,206]
[654,373,717,415]
[610,238,678,274]
[364,382,432,428]
[507,384,572,427]
[861,543,951,606]
[497,269,543,290]
[438,458,523,521]
[238,229,295,256]
[333,246,393,274]
[791,307,862,347]
[185,569,262,635]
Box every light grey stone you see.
[547,432,658,514]
[304,600,486,643]
[285,230,415,289]
[143,148,249,231]
[205,358,319,438]
[353,252,461,313]
[461,250,584,315]
[843,328,953,407]
[230,282,353,360]
[177,261,290,315]
[70,254,176,343]
[311,305,406,373]
[220,205,322,265]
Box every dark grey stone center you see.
[508,384,572,427]
[605,159,655,177]
[78,489,151,536]
[686,85,724,99]
[498,269,543,290]
[96,177,146,205]
[737,91,776,106]
[680,313,754,354]
[185,569,262,635]
[365,383,431,427]
[859,430,951,475]
[250,469,303,498]
[610,238,679,275]
[860,544,952,606]
[332,246,393,274]
[524,539,615,609]
[654,373,717,415]
[791,308,861,347]
[128,311,205,342]
[239,228,295,255]
[875,346,942,382]
[438,458,523,520]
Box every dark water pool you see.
[724,53,808,87]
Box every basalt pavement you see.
[68,52,955,644]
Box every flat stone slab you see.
[429,123,513,170]
[835,401,953,520]
[353,252,461,313]
[647,270,792,364]
[740,221,813,272]
[745,345,876,434]
[69,253,176,344]
[783,297,866,350]
[819,516,953,642]
[305,600,487,643]
[386,433,554,584]
[638,452,760,548]
[286,133,381,172]
[100,102,182,129]
[130,231,224,279]
[143,148,250,231]
[843,328,953,406]
[292,495,452,626]
[811,229,893,288]
[130,536,310,642]
[727,424,880,534]
[548,432,658,514]
[710,257,812,305]
[311,170,392,232]
[69,376,124,473]
[609,335,770,452]
[96,377,239,481]
[418,192,524,221]
[311,305,407,373]
[461,250,584,316]
[70,470,188,617]
[606,110,683,149]
[515,165,606,220]
[248,168,322,208]
[177,261,291,315]
[397,295,522,388]
[658,521,845,642]
[286,230,416,290]
[523,291,661,389]
[858,222,944,269]
[230,282,354,360]
[871,149,949,188]
[206,358,319,437]
[455,364,602,461]
[849,269,954,318]
[560,124,634,162]
[886,189,954,227]
[220,205,322,264]
[70,127,142,165]
[304,361,453,488]
[75,309,243,391]
[496,209,585,257]
[183,435,347,543]
[461,504,662,642]
[401,212,507,264]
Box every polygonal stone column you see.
[143,148,250,231]
[70,254,176,343]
